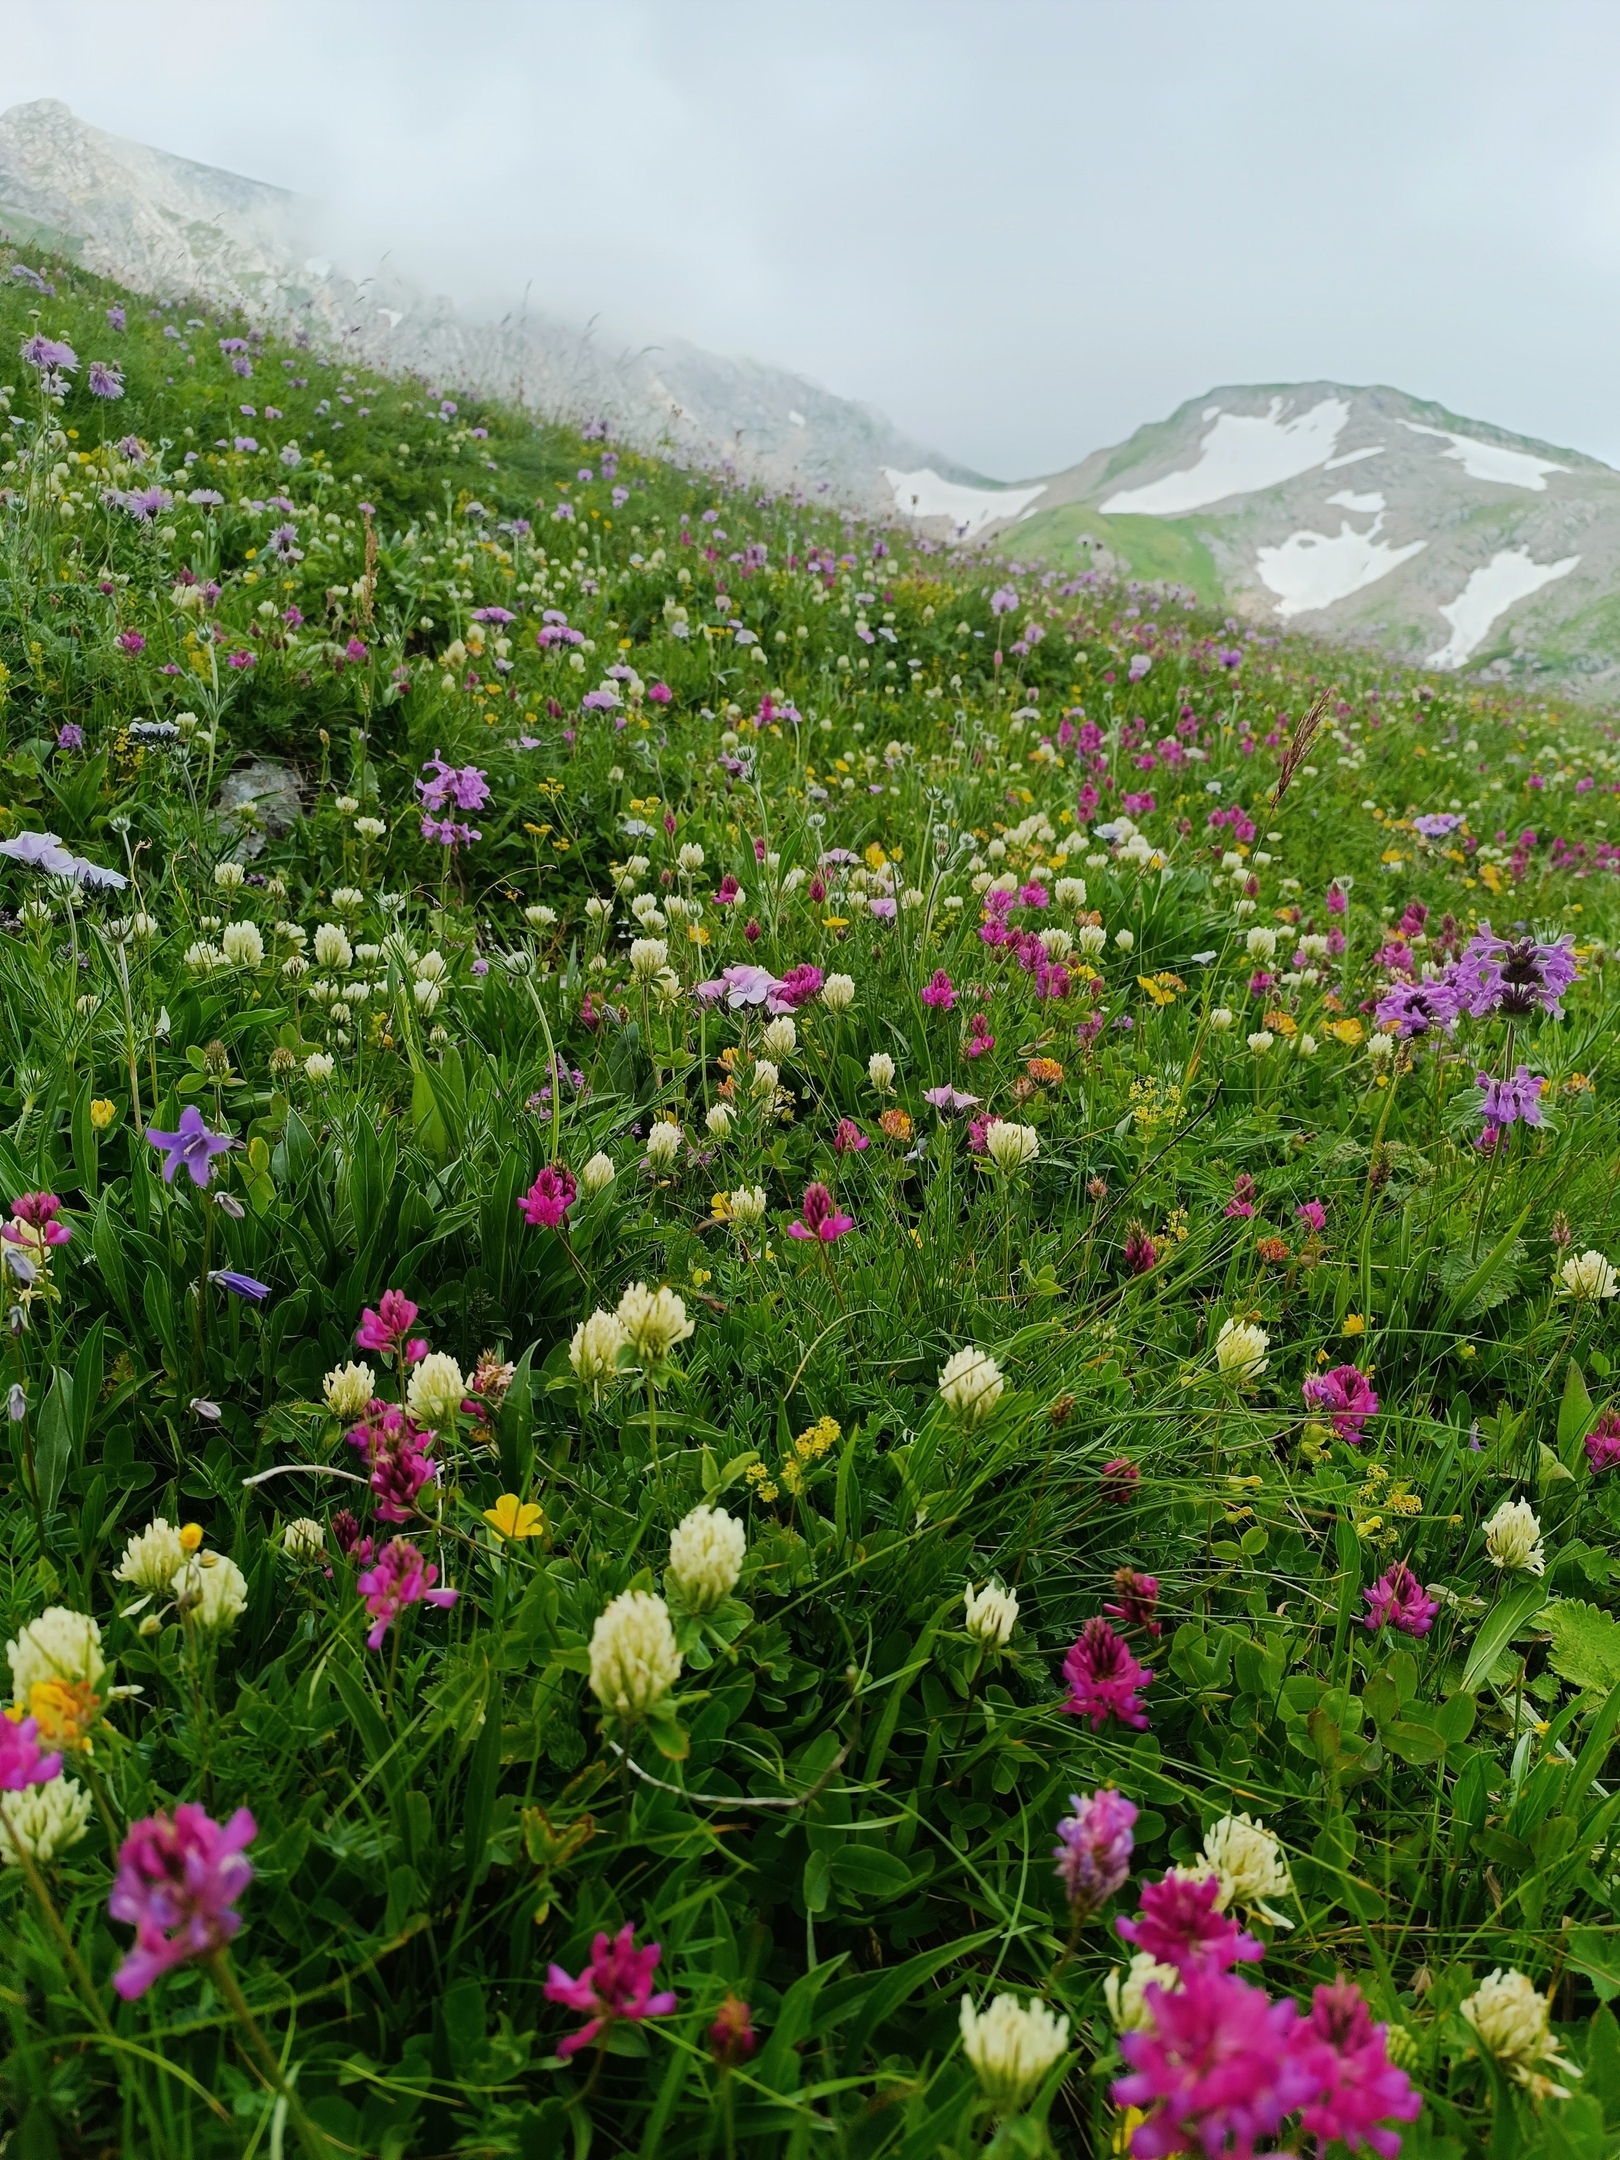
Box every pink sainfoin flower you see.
[833,1117,869,1155]
[4,1193,71,1246]
[1295,1199,1327,1233]
[0,1712,62,1791]
[1363,1561,1440,1638]
[963,1012,995,1060]
[356,1537,458,1648]
[1117,1871,1262,1974]
[518,1164,577,1229]
[773,963,823,1010]
[787,1183,854,1243]
[356,1289,427,1361]
[346,1403,439,1522]
[1295,1978,1422,2157]
[545,1924,677,2056]
[1053,1788,1137,1917]
[921,968,956,1010]
[1223,1174,1256,1220]
[1114,1968,1317,2160]
[1301,1363,1379,1442]
[1104,1567,1162,1636]
[1586,1411,1620,1474]
[1061,1618,1152,1731]
[108,1804,255,1999]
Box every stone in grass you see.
[213,757,302,861]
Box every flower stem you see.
[207,1949,333,2160]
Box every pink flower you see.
[1101,1457,1140,1504]
[709,1993,757,2066]
[1327,884,1348,916]
[4,1192,71,1246]
[773,964,824,1009]
[921,969,956,1010]
[1295,1199,1327,1233]
[713,874,741,905]
[108,1804,256,1999]
[1295,1979,1422,2157]
[1302,1363,1379,1442]
[1123,1225,1157,1275]
[1586,1411,1620,1473]
[1054,1788,1137,1917]
[1223,1174,1256,1220]
[518,1164,577,1229]
[116,630,146,655]
[648,682,673,704]
[787,1182,854,1242]
[1362,1561,1439,1638]
[355,1537,458,1648]
[356,1289,420,1354]
[963,1012,995,1060]
[1113,1968,1316,2160]
[1104,1568,1161,1637]
[1061,1618,1152,1731]
[833,1118,869,1155]
[544,1924,677,2057]
[346,1403,439,1522]
[1116,1872,1263,1975]
[0,1712,61,1792]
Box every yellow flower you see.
[89,1097,117,1130]
[1342,1314,1366,1337]
[178,1522,204,1552]
[24,1678,101,1751]
[1329,1018,1364,1047]
[710,1191,733,1222]
[483,1494,546,1541]
[864,842,888,870]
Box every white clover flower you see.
[706,1102,734,1139]
[868,1051,896,1094]
[1484,1497,1545,1575]
[304,1051,335,1083]
[645,1120,682,1171]
[406,1351,467,1430]
[1215,1318,1269,1384]
[1074,922,1108,958]
[282,1518,325,1560]
[1210,1006,1235,1031]
[1296,1033,1317,1057]
[667,1505,746,1613]
[821,973,855,1012]
[728,1185,767,1231]
[570,1308,630,1386]
[1054,876,1087,908]
[175,1553,248,1634]
[8,1608,105,1703]
[1104,1952,1182,2033]
[413,978,442,1015]
[313,923,352,970]
[677,842,705,872]
[581,1152,615,1195]
[1461,1969,1579,2099]
[0,1776,93,1866]
[630,893,665,930]
[185,940,225,973]
[629,936,669,984]
[1113,929,1134,952]
[761,1015,797,1060]
[1556,1250,1619,1301]
[214,861,246,891]
[751,1059,780,1097]
[1203,1812,1293,1927]
[1367,1031,1395,1064]
[986,1120,1039,1173]
[1245,926,1278,962]
[958,1994,1069,2118]
[324,1360,376,1418]
[939,1346,1004,1426]
[220,920,265,969]
[524,903,557,928]
[1247,1030,1275,1054]
[413,949,448,982]
[114,1521,186,1599]
[963,1579,1018,1646]
[588,1589,682,1718]
[616,1282,694,1365]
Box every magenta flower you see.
[1452,927,1578,1019]
[1061,1618,1152,1731]
[1223,1174,1256,1220]
[116,630,146,655]
[1301,1363,1380,1442]
[1123,1225,1156,1275]
[1101,1457,1141,1504]
[1295,1979,1422,2157]
[4,1193,71,1247]
[545,1924,677,2056]
[1586,1411,1620,1474]
[787,1183,854,1243]
[355,1537,458,1649]
[921,969,956,1010]
[356,1289,421,1354]
[1363,1561,1439,1638]
[145,1105,237,1188]
[346,1404,439,1523]
[773,963,823,1010]
[648,682,673,704]
[1116,1872,1262,1975]
[0,1712,61,1792]
[1053,1788,1137,1917]
[833,1118,869,1155]
[518,1164,577,1229]
[1113,1968,1316,2159]
[1104,1568,1161,1637]
[416,753,491,814]
[108,1804,255,1999]
[1295,1199,1327,1233]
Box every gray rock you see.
[213,757,302,861]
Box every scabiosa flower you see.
[1362,1561,1440,1638]
[1053,1788,1137,1918]
[1295,1979,1422,2156]
[1115,1871,1263,1975]
[787,1182,854,1242]
[1301,1363,1379,1442]
[545,1926,677,2057]
[1585,1411,1620,1473]
[1113,1968,1316,2159]
[1061,1619,1152,1731]
[1104,1568,1162,1636]
[145,1106,237,1188]
[518,1164,577,1228]
[87,360,123,399]
[921,968,956,1009]
[355,1538,457,1648]
[108,1804,256,1999]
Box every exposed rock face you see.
[213,758,303,861]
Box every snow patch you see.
[788,409,806,428]
[377,307,403,328]
[883,466,1046,540]
[1400,421,1568,491]
[1326,490,1384,513]
[1426,548,1580,668]
[1098,396,1348,516]
[1323,445,1384,470]
[1255,514,1426,618]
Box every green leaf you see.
[1461,1580,1548,1693]
[802,1849,831,1914]
[1545,1601,1620,1694]
[829,1843,915,1903]
[462,1701,501,1891]
[1561,1360,1596,1468]
[34,1367,73,1517]
[1567,1929,1620,2004]
[1441,1202,1533,1322]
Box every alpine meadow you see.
[5,252,1620,2160]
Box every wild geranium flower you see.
[1113,1968,1316,2159]
[356,1289,425,1357]
[545,1926,677,2057]
[1053,1789,1137,1918]
[1061,1619,1152,1731]
[1296,1979,1422,2155]
[517,1164,577,1229]
[145,1106,237,1188]
[1116,1871,1263,1974]
[1363,1561,1440,1638]
[108,1804,256,1999]
[787,1183,853,1242]
[355,1538,458,1648]
[1301,1363,1379,1441]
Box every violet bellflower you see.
[1060,1618,1152,1731]
[1053,1788,1137,1918]
[108,1804,255,1999]
[544,1924,677,2057]
[145,1105,238,1188]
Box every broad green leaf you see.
[1544,1600,1620,1693]
[1461,1580,1547,1693]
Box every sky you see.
[8,0,1620,479]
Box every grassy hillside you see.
[3,257,1620,2160]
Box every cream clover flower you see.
[174,1553,248,1635]
[1104,1952,1182,2033]
[821,973,855,1012]
[587,1590,682,1719]
[115,1519,186,1599]
[644,1120,683,1172]
[406,1351,467,1431]
[985,1120,1039,1173]
[1202,1812,1294,1928]
[7,1608,105,1703]
[570,1309,630,1390]
[1247,1030,1275,1054]
[629,936,669,984]
[1215,1318,1269,1385]
[0,1775,93,1866]
[220,920,265,969]
[312,923,352,969]
[727,1185,767,1232]
[324,1360,376,1418]
[938,1346,1004,1426]
[706,1102,734,1139]
[581,1151,615,1196]
[667,1505,746,1614]
[282,1518,325,1560]
[1245,926,1278,962]
[760,1015,796,1060]
[1461,1969,1580,2100]
[958,1994,1069,2118]
[963,1580,1018,1647]
[1484,1497,1545,1575]
[868,1051,896,1094]
[616,1282,695,1367]
[1556,1249,1619,1301]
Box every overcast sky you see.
[9,0,1620,478]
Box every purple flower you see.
[109,1804,255,1999]
[518,1164,577,1229]
[545,1925,677,2057]
[1586,1411,1620,1474]
[417,754,491,815]
[1413,812,1463,838]
[786,1182,854,1242]
[1295,1199,1327,1232]
[121,487,173,523]
[87,361,124,399]
[355,1537,457,1648]
[1373,979,1458,1038]
[421,816,480,849]
[693,963,778,1010]
[1116,1871,1262,1975]
[1362,1562,1439,1638]
[145,1106,238,1188]
[1128,653,1153,682]
[1053,1788,1137,1917]
[19,334,77,374]
[106,305,126,332]
[55,723,84,752]
[989,585,1018,616]
[0,829,126,889]
[0,1711,61,1792]
[1452,926,1578,1019]
[1061,1618,1152,1731]
[1476,1064,1546,1129]
[1301,1363,1380,1441]
[208,1269,271,1301]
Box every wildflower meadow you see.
[4,258,1620,2160]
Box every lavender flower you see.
[1476,1065,1546,1130]
[87,361,123,399]
[1452,927,1578,1019]
[1053,1788,1137,1917]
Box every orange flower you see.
[1255,1236,1290,1266]
[880,1107,913,1142]
[25,1677,101,1751]
[1026,1057,1065,1085]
